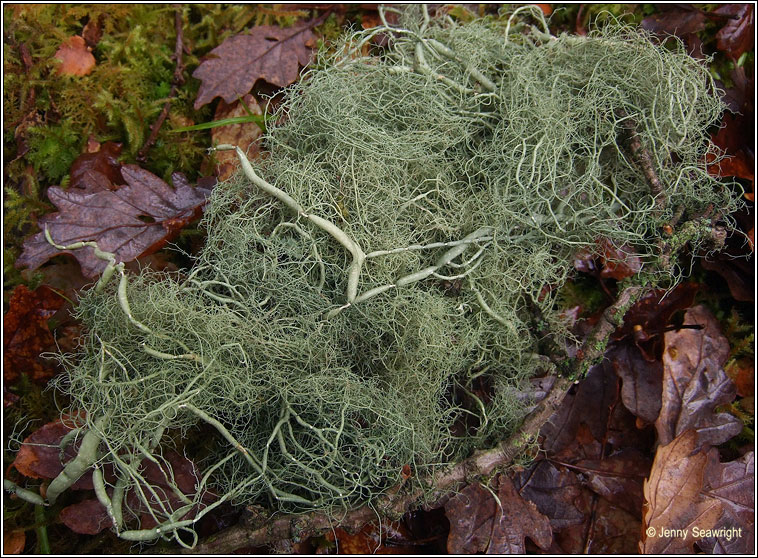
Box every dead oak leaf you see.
[12,414,92,489]
[192,21,317,109]
[3,285,65,404]
[54,35,96,76]
[445,475,552,554]
[714,4,755,61]
[16,166,211,278]
[641,430,724,554]
[699,450,755,553]
[655,305,742,448]
[211,94,263,181]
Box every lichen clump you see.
[52,8,739,543]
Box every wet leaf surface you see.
[54,35,96,76]
[17,166,212,277]
[445,474,552,554]
[192,20,317,109]
[714,4,755,61]
[3,285,66,405]
[69,141,124,191]
[655,305,742,447]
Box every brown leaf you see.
[12,414,92,490]
[515,461,591,533]
[193,21,317,109]
[655,305,742,447]
[611,282,699,360]
[69,141,124,191]
[445,475,552,554]
[82,14,105,49]
[3,285,65,402]
[211,94,263,181]
[539,363,618,456]
[641,430,724,553]
[641,6,707,37]
[699,450,755,553]
[3,529,26,554]
[714,4,755,61]
[54,35,96,76]
[60,498,112,535]
[586,498,641,554]
[573,238,642,280]
[608,343,663,424]
[326,521,415,554]
[573,449,652,517]
[16,166,212,277]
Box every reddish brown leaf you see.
[326,521,415,554]
[210,94,263,181]
[3,529,26,554]
[3,285,65,402]
[612,282,699,361]
[16,166,212,277]
[641,430,724,553]
[12,414,92,490]
[641,5,706,36]
[445,475,552,554]
[54,35,96,76]
[192,21,317,109]
[573,238,642,280]
[655,305,742,447]
[714,4,755,61]
[60,498,112,535]
[725,358,754,398]
[69,141,124,191]
[82,14,105,49]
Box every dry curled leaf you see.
[655,305,742,448]
[54,35,96,76]
[3,285,65,405]
[641,430,724,554]
[17,166,212,277]
[445,475,552,554]
[193,21,317,109]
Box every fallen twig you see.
[137,6,186,162]
[145,375,573,554]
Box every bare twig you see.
[137,6,186,162]
[616,110,666,213]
